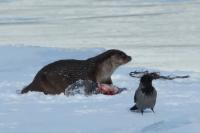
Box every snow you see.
[0,0,200,132]
[0,46,200,133]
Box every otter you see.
[21,49,132,95]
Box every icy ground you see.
[0,0,200,132]
[0,46,200,133]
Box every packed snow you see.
[0,0,200,132]
[0,46,200,133]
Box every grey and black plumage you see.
[21,49,132,95]
[130,74,157,114]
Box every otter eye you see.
[119,53,126,58]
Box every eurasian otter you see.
[21,49,132,95]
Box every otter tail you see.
[21,83,34,94]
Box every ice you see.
[0,0,200,71]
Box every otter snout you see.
[127,56,132,62]
[123,55,132,64]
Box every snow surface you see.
[0,0,200,132]
[0,46,200,133]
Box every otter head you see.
[109,49,132,67]
[94,49,132,84]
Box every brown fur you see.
[21,49,132,95]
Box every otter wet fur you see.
[130,74,157,114]
[21,49,132,95]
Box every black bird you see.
[130,74,157,114]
